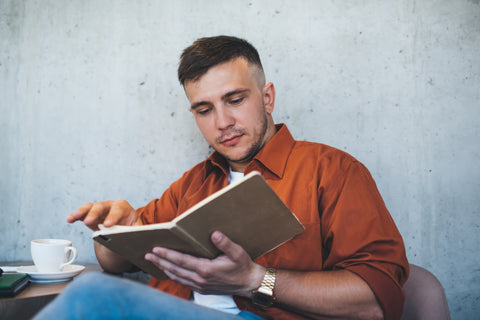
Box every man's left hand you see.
[145,231,265,297]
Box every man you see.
[36,36,408,320]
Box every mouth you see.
[219,134,243,147]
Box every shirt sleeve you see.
[136,180,181,225]
[319,156,409,320]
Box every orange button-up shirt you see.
[137,124,409,320]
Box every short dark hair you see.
[178,35,263,86]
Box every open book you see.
[93,171,304,280]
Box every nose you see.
[215,106,235,130]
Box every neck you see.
[230,163,246,173]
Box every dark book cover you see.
[0,273,30,298]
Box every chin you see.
[227,153,256,165]
[218,149,247,162]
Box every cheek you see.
[195,118,216,142]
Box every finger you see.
[66,203,94,223]
[150,247,206,272]
[150,247,220,282]
[145,252,204,289]
[103,200,136,227]
[210,231,245,262]
[83,201,112,229]
[163,269,203,292]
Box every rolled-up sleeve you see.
[320,158,409,320]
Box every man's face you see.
[184,58,276,172]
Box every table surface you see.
[1,261,102,299]
[1,261,102,319]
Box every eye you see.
[196,107,211,115]
[229,96,244,105]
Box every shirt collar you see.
[247,123,294,178]
[205,123,295,179]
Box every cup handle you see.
[60,246,78,269]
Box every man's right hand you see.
[67,200,142,231]
[67,200,142,274]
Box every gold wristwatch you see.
[252,267,276,307]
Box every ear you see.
[263,82,276,115]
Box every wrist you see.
[240,264,266,298]
[251,267,277,307]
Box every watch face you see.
[253,291,274,307]
[252,268,276,307]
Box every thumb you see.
[211,231,245,261]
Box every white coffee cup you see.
[31,239,78,273]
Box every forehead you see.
[184,58,259,102]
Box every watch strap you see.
[252,267,276,307]
[259,267,276,293]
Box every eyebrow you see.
[190,88,250,110]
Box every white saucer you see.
[17,264,85,283]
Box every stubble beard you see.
[218,114,269,166]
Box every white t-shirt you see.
[192,168,243,314]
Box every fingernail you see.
[212,231,222,242]
[152,247,163,255]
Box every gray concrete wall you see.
[1,0,478,318]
